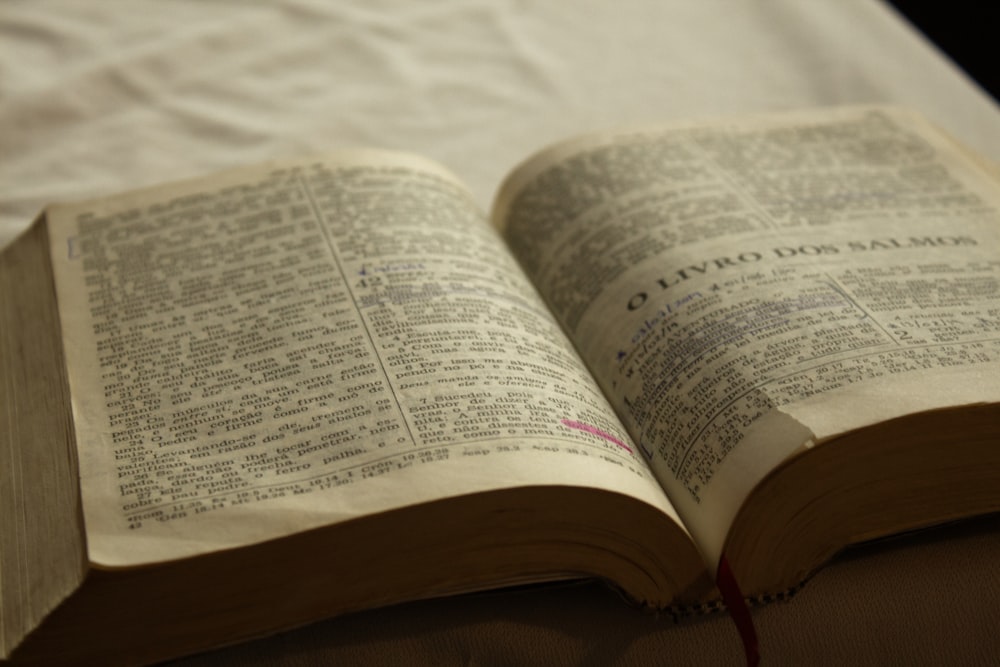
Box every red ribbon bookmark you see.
[717,556,760,667]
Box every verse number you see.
[356,276,383,289]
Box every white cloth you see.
[1,0,998,248]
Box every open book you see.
[3,106,999,665]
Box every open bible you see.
[3,106,999,665]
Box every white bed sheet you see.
[2,0,998,247]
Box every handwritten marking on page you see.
[560,419,633,454]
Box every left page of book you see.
[45,150,686,567]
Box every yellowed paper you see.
[47,150,682,566]
[495,107,1000,564]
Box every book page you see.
[46,151,683,567]
[494,107,1000,565]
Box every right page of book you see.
[493,107,1000,565]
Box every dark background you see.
[888,1,997,103]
